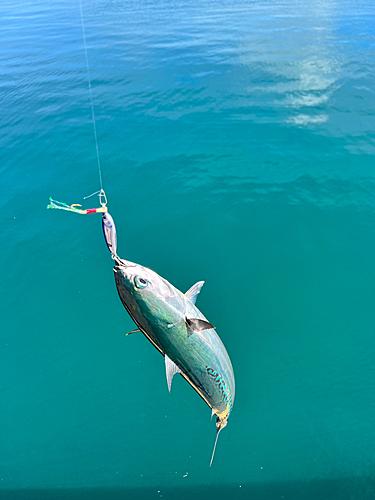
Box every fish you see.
[102,213,235,465]
[113,255,235,466]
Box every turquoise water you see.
[1,0,375,497]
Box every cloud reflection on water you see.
[237,3,342,127]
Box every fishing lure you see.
[47,190,108,215]
[102,212,117,256]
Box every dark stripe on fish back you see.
[206,367,233,414]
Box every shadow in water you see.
[1,477,375,500]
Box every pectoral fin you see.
[165,354,182,392]
[185,281,205,305]
[186,318,215,336]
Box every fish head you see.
[113,257,184,330]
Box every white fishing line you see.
[78,0,103,191]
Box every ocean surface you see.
[1,0,375,498]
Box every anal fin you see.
[165,354,182,392]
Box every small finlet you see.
[126,328,140,336]
[185,281,205,305]
[186,318,215,336]
[165,354,182,392]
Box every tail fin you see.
[209,426,222,467]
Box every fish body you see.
[114,257,235,450]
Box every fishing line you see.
[48,1,109,215]
[78,0,103,191]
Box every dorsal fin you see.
[165,354,182,392]
[185,281,205,305]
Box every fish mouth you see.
[113,256,135,270]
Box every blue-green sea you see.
[2,0,375,498]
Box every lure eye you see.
[134,276,148,289]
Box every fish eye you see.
[134,276,148,289]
